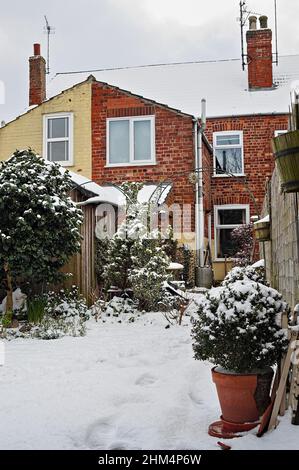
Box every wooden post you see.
[269,329,299,430]
[279,311,290,416]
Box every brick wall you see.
[91,82,211,237]
[205,114,289,216]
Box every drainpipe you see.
[194,119,200,268]
[198,99,206,268]
[194,99,208,286]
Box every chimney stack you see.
[29,43,46,106]
[246,16,273,89]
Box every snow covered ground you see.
[0,313,298,450]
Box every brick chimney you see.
[246,16,273,89]
[29,43,46,106]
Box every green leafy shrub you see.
[27,297,46,324]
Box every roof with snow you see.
[48,55,299,118]
[77,182,172,207]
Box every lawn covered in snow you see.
[0,313,298,450]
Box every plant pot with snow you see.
[272,130,299,193]
[191,276,289,438]
[253,215,270,242]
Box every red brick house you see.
[1,15,298,282]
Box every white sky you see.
[1,0,299,122]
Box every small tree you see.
[102,182,143,290]
[102,181,170,310]
[231,223,254,267]
[0,150,83,321]
[130,239,169,311]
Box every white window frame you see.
[214,204,250,261]
[274,130,288,137]
[106,115,156,167]
[213,130,245,177]
[43,112,74,166]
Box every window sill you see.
[51,160,73,167]
[213,258,234,263]
[212,173,246,178]
[105,161,157,168]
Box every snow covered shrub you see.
[191,280,289,373]
[222,264,268,287]
[102,182,143,291]
[0,149,83,320]
[130,240,170,311]
[102,181,170,310]
[102,296,138,322]
[231,223,254,267]
[35,286,89,339]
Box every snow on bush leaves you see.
[191,279,289,373]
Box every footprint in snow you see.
[135,373,157,386]
[85,418,115,449]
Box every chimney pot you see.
[259,15,268,29]
[33,43,41,56]
[249,16,257,30]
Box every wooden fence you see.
[262,169,299,308]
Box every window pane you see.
[216,228,238,258]
[216,134,240,146]
[48,118,69,138]
[109,120,130,164]
[48,141,69,162]
[134,120,151,161]
[218,209,246,225]
[215,148,242,174]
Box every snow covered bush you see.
[0,150,83,321]
[102,296,139,323]
[191,280,289,373]
[231,223,254,267]
[222,264,268,287]
[130,241,170,311]
[102,182,170,311]
[34,286,89,339]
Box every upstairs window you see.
[44,113,73,166]
[215,205,249,259]
[213,131,244,176]
[107,116,155,166]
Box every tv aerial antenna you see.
[239,1,279,71]
[44,15,55,75]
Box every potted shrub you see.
[253,215,270,242]
[191,270,289,434]
[272,130,299,193]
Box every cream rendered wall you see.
[0,81,92,178]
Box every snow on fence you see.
[262,168,299,308]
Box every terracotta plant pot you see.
[212,367,273,424]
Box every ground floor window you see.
[214,205,250,259]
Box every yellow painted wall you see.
[0,81,92,178]
[178,233,232,282]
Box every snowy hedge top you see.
[222,264,268,287]
[191,279,289,373]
